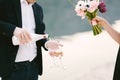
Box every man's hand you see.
[45,40,63,50]
[13,27,32,44]
[45,40,63,57]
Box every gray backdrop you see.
[38,0,120,37]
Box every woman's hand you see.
[93,16,111,28]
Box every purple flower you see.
[98,1,107,13]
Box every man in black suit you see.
[0,0,62,80]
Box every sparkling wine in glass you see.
[49,46,66,70]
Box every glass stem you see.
[52,57,56,65]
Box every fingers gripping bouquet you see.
[75,0,107,35]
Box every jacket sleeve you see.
[0,21,16,37]
[0,0,16,38]
[34,3,48,51]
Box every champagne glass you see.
[48,39,66,70]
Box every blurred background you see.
[1,0,120,80]
[37,0,120,80]
[38,0,120,37]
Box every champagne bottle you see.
[12,33,48,45]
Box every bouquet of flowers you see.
[75,0,107,35]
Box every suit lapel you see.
[32,3,41,27]
[32,3,40,33]
[13,1,40,29]
[13,0,22,27]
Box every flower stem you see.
[92,25,102,35]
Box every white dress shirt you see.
[15,0,37,62]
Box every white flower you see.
[86,0,99,12]
[75,0,86,11]
[75,0,86,19]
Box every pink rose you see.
[75,0,86,19]
[86,1,99,12]
[75,9,86,19]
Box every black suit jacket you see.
[0,0,47,77]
